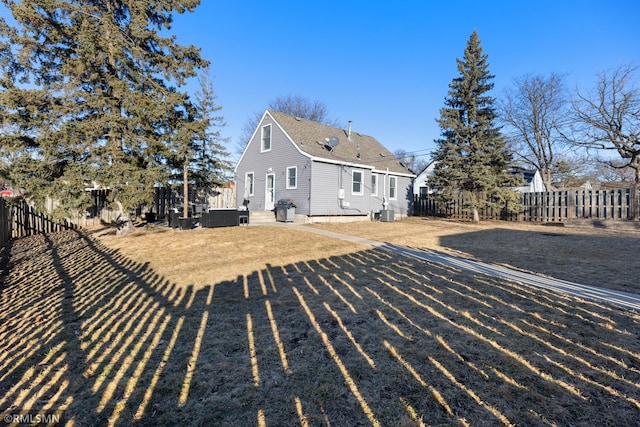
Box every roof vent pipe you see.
[348,121,352,141]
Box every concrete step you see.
[247,210,276,224]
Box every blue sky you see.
[2,1,639,163]
[170,0,638,161]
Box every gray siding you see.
[371,172,413,216]
[342,165,379,215]
[235,115,311,213]
[235,111,414,217]
[309,162,412,216]
[309,161,344,215]
[384,175,413,216]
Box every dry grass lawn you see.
[0,219,639,426]
[311,217,640,294]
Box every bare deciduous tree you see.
[551,156,594,188]
[572,63,640,183]
[268,95,339,125]
[592,158,637,184]
[393,149,429,174]
[499,73,569,190]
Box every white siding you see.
[413,161,437,196]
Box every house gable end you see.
[234,111,313,174]
[234,110,314,213]
[234,110,269,173]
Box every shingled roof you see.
[268,110,414,176]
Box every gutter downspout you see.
[383,167,389,210]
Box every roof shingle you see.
[268,110,414,175]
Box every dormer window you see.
[261,124,271,152]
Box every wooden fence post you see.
[24,202,31,236]
[0,198,10,246]
[631,187,639,221]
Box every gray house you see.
[234,110,415,222]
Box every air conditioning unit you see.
[380,209,394,222]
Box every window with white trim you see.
[286,166,297,189]
[389,176,397,200]
[246,172,254,196]
[352,170,364,195]
[261,124,271,152]
[371,173,378,196]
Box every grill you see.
[276,199,296,222]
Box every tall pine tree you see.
[0,0,208,226]
[429,31,520,222]
[163,67,232,219]
[191,67,232,188]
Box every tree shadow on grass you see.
[438,227,640,294]
[0,229,639,426]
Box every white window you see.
[286,166,297,189]
[245,172,254,196]
[389,176,397,200]
[371,173,378,196]
[261,124,271,152]
[352,170,363,195]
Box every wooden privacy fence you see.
[0,186,237,243]
[412,188,640,222]
[69,186,236,228]
[4,200,78,240]
[1,198,11,247]
[207,187,236,209]
[519,188,639,222]
[153,185,236,218]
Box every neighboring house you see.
[580,180,594,190]
[506,168,546,193]
[412,161,437,197]
[234,110,415,222]
[413,163,546,195]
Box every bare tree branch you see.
[498,73,569,190]
[571,63,640,185]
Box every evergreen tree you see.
[191,67,232,188]
[0,0,207,226]
[429,31,521,222]
[162,67,232,219]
